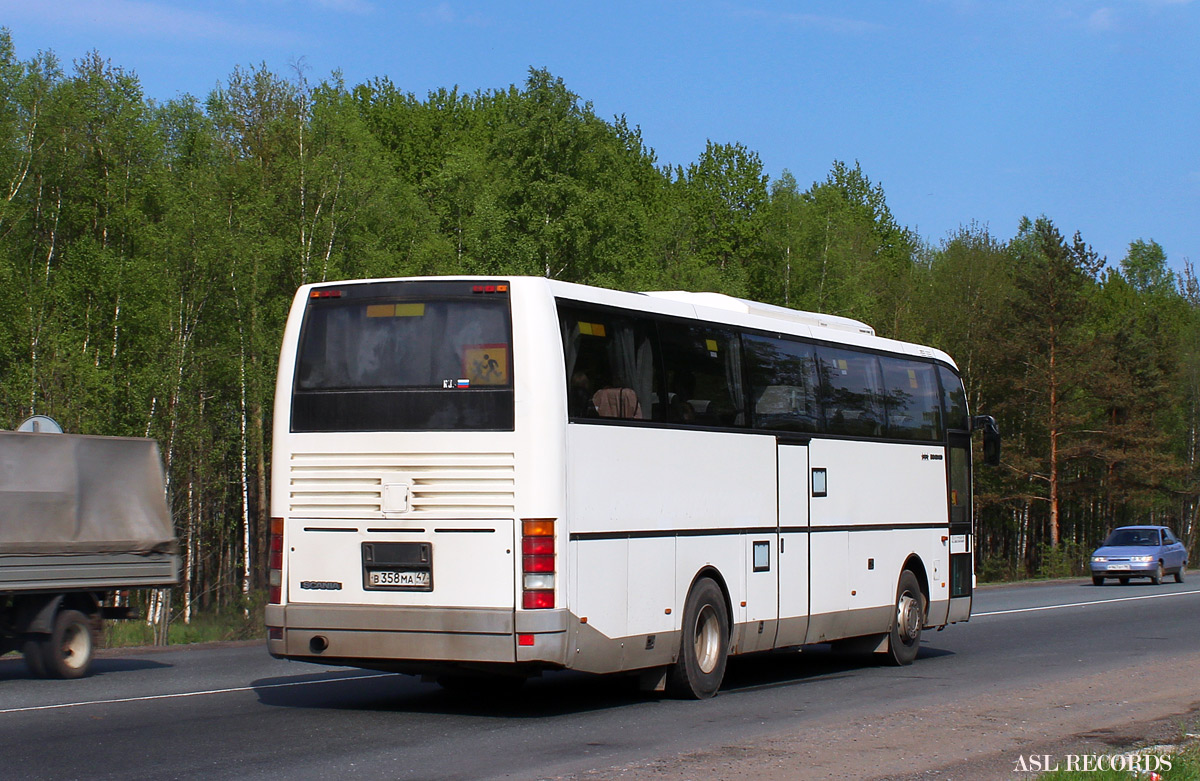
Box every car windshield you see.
[1104,529,1161,547]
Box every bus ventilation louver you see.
[287,451,515,519]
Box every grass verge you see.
[1035,728,1200,780]
[101,602,266,648]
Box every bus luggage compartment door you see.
[287,519,516,609]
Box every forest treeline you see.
[1,30,1197,620]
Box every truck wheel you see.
[666,578,729,699]
[43,609,95,679]
[22,639,48,678]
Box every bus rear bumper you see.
[265,603,569,668]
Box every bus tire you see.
[43,609,95,679]
[885,571,925,667]
[667,578,729,699]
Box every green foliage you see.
[103,595,267,648]
[0,27,1197,605]
[1033,541,1089,580]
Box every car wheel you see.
[666,577,729,699]
[1175,567,1185,584]
[885,570,925,666]
[1092,576,1104,586]
[1151,563,1163,586]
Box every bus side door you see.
[775,440,810,647]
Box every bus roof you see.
[641,291,875,336]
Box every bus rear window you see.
[292,282,513,431]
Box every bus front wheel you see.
[885,571,925,666]
[667,578,729,699]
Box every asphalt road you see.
[2,577,1198,780]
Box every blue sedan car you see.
[1091,525,1188,585]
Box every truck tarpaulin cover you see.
[0,431,175,556]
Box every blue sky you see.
[2,0,1196,273]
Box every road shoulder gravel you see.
[557,651,1200,781]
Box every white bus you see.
[265,276,999,698]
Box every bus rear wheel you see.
[667,578,729,699]
[885,571,925,666]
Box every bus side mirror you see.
[972,415,1001,467]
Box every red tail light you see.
[522,591,555,610]
[268,517,284,604]
[521,519,555,609]
[522,535,555,573]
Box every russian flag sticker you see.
[456,378,470,388]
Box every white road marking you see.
[7,588,1197,715]
[975,587,1200,617]
[0,670,394,715]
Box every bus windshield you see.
[292,281,513,432]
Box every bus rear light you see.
[268,532,283,571]
[522,591,555,610]
[517,633,535,646]
[523,573,554,590]
[523,555,555,573]
[268,517,284,605]
[522,536,555,572]
[522,536,554,555]
[522,519,554,537]
[521,518,556,609]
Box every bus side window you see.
[816,347,885,438]
[879,357,942,441]
[558,304,663,422]
[658,323,746,427]
[743,334,821,433]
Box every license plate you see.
[368,570,431,587]
[1106,564,1131,571]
